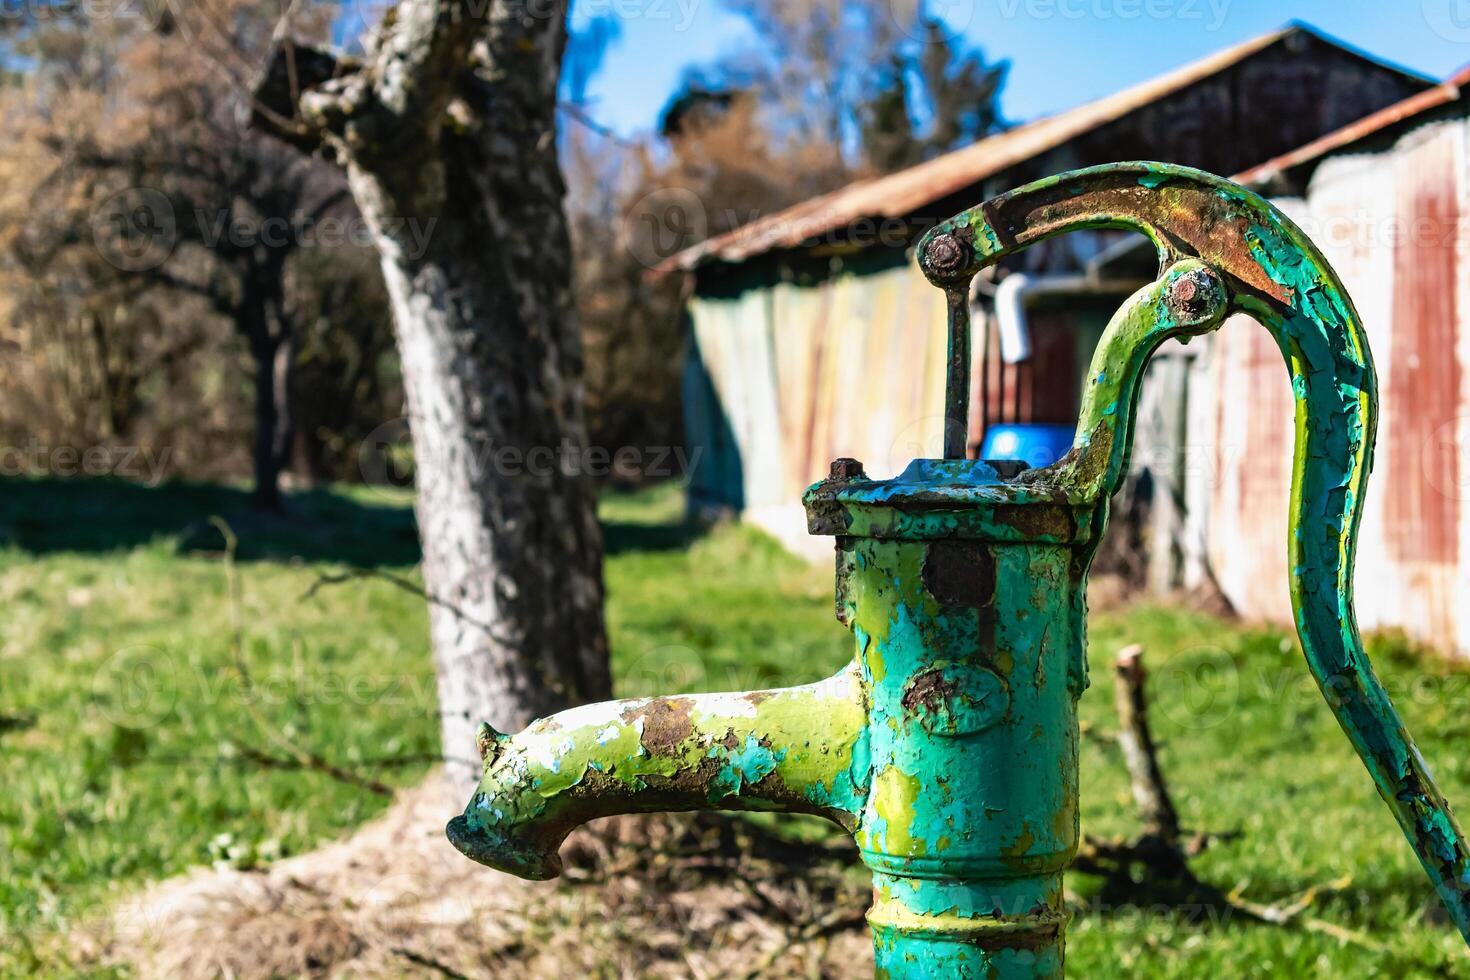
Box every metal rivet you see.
[925,233,968,277]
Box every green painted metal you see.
[448,162,1470,975]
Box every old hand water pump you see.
[447,163,1470,976]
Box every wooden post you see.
[1112,644,1181,845]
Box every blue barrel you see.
[980,423,1075,470]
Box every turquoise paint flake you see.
[707,735,786,799]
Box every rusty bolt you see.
[830,458,867,481]
[1165,266,1224,325]
[924,233,968,278]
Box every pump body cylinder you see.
[831,515,1091,976]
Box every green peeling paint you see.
[450,163,1470,976]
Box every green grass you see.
[0,479,434,975]
[1,477,1468,975]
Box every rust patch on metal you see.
[631,697,695,755]
[924,232,970,281]
[901,668,955,718]
[992,504,1074,540]
[978,174,1291,306]
[922,541,995,607]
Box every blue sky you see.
[569,0,1470,137]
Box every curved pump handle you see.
[917,162,1470,943]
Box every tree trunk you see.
[252,0,612,788]
[247,305,295,514]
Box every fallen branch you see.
[300,563,571,699]
[208,517,402,800]
[391,946,472,980]
[231,743,394,797]
[1226,876,1381,950]
[299,565,427,604]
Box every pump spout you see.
[447,665,870,879]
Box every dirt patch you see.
[90,771,872,979]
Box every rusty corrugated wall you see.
[684,258,1109,558]
[685,115,1470,657]
[684,256,950,557]
[1195,118,1470,658]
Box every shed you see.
[1153,66,1470,658]
[661,24,1431,559]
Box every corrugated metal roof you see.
[655,24,1419,276]
[1236,64,1470,186]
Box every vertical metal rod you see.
[977,313,990,453]
[997,341,1010,425]
[943,286,971,459]
[1013,357,1026,423]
